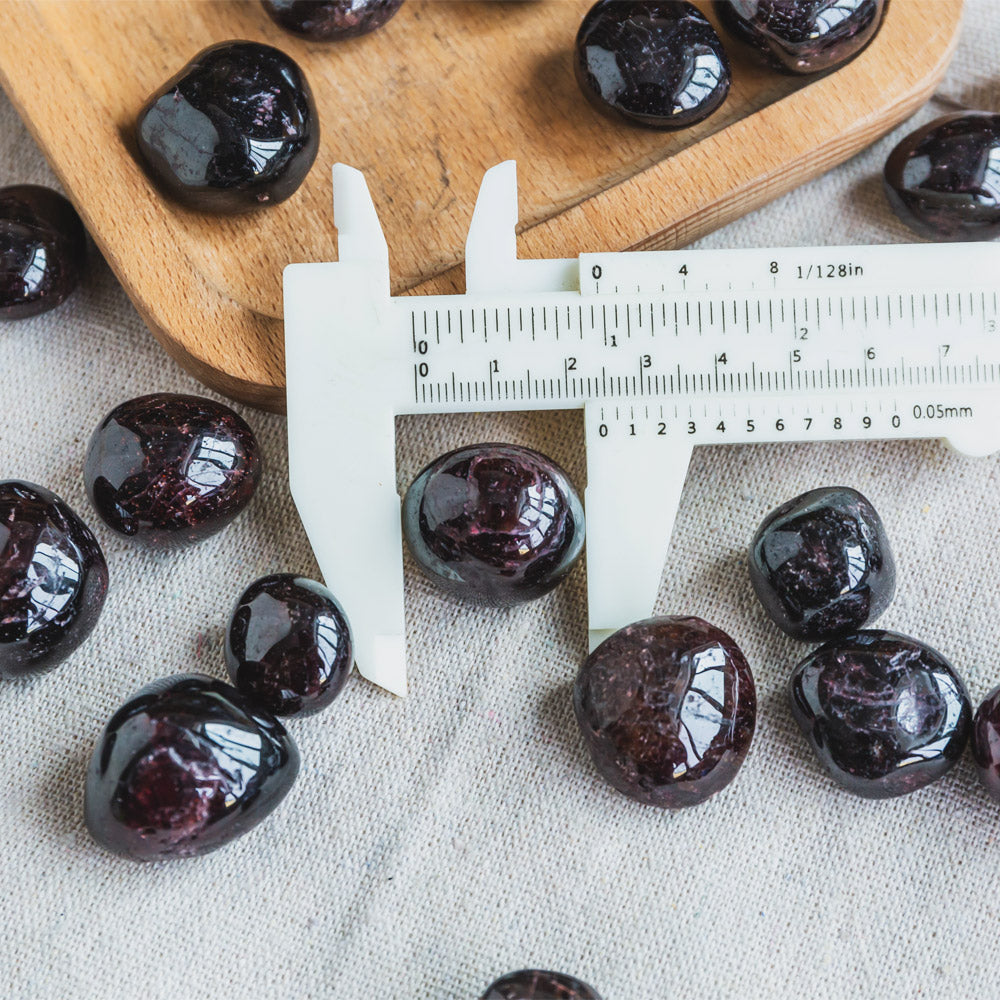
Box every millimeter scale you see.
[284,162,1000,696]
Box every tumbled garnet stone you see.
[713,0,888,75]
[84,392,262,547]
[226,574,353,717]
[789,630,971,799]
[574,616,756,808]
[0,185,86,320]
[0,481,108,678]
[480,970,603,1000]
[884,112,1000,241]
[749,486,896,641]
[971,685,1000,803]
[262,0,403,39]
[85,674,299,861]
[575,0,731,130]
[402,443,585,607]
[136,41,318,213]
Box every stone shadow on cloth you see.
[536,679,592,781]
[37,738,91,848]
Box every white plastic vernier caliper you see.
[284,161,1000,696]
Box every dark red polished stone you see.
[749,486,895,642]
[574,616,756,808]
[402,443,584,607]
[480,970,603,1000]
[262,0,403,40]
[575,0,730,130]
[0,185,86,320]
[713,0,888,75]
[84,674,299,861]
[789,630,971,799]
[226,574,353,716]
[84,393,262,547]
[136,41,318,213]
[0,481,107,678]
[884,112,1000,241]
[971,685,1000,803]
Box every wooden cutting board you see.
[0,0,963,411]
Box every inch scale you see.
[284,162,1000,696]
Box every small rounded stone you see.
[480,970,603,1000]
[84,674,299,861]
[574,0,731,130]
[748,486,895,642]
[884,112,1000,241]
[402,443,584,607]
[789,630,972,799]
[226,574,353,716]
[713,0,888,75]
[0,185,86,319]
[262,0,403,40]
[574,616,756,808]
[135,41,318,213]
[0,481,108,678]
[971,685,1000,803]
[84,392,262,547]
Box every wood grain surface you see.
[0,0,964,410]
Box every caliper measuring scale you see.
[285,161,1000,696]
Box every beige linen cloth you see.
[2,5,999,999]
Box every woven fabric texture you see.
[2,5,999,999]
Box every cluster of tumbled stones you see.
[570,483,998,811]
[750,487,976,801]
[3,1,1000,994]
[134,1,897,212]
[399,446,1000,811]
[0,387,357,861]
[574,0,889,131]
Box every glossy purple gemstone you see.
[0,185,86,320]
[883,112,1000,241]
[749,487,895,642]
[713,0,888,75]
[0,481,108,678]
[84,674,299,861]
[574,616,756,808]
[226,574,353,716]
[480,970,603,1000]
[402,443,584,607]
[84,393,262,547]
[136,41,318,213]
[971,685,1000,803]
[789,630,971,799]
[262,0,403,39]
[575,0,730,130]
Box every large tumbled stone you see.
[748,486,896,642]
[971,685,1000,804]
[574,616,756,808]
[0,186,86,319]
[789,630,971,798]
[0,481,108,678]
[85,674,299,861]
[884,112,1000,241]
[262,0,403,40]
[84,393,262,547]
[226,574,353,717]
[402,443,584,607]
[136,41,318,213]
[480,970,603,1000]
[575,0,731,130]
[713,0,888,75]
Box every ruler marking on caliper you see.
[284,160,1000,696]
